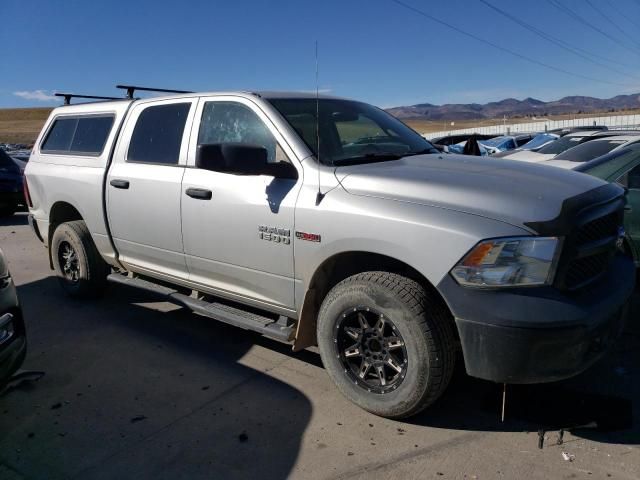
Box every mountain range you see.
[386,93,640,121]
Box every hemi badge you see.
[296,231,321,243]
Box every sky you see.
[2,0,640,109]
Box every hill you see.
[0,108,52,144]
[386,93,640,121]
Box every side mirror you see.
[196,143,298,179]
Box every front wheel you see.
[317,272,456,419]
[51,221,110,297]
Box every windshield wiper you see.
[332,153,405,166]
[332,147,438,166]
[403,148,438,156]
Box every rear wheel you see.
[51,221,110,297]
[317,272,456,419]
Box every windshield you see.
[554,139,628,162]
[268,98,438,165]
[537,135,586,154]
[479,137,516,150]
[520,133,558,150]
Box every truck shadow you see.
[0,277,312,480]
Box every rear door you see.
[107,98,196,279]
[181,96,301,310]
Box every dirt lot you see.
[0,212,638,479]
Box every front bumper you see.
[437,254,635,384]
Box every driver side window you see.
[198,101,288,164]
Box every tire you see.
[51,220,110,297]
[317,272,456,419]
[0,203,17,217]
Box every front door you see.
[107,98,195,278]
[181,97,301,310]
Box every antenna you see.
[315,40,325,206]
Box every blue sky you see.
[2,0,640,109]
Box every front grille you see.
[557,205,624,291]
[564,252,611,289]
[573,212,619,247]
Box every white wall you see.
[423,114,640,139]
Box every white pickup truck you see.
[24,87,635,418]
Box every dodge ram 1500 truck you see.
[24,89,635,418]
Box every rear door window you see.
[41,115,115,155]
[128,103,191,164]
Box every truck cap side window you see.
[198,102,285,164]
[128,103,191,165]
[41,115,115,155]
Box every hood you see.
[335,154,606,230]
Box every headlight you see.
[451,237,560,288]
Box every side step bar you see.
[107,273,295,343]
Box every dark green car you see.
[576,143,640,266]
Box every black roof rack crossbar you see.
[55,93,122,105]
[116,85,194,99]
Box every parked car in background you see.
[478,134,533,154]
[492,132,559,157]
[444,140,489,156]
[429,133,495,146]
[502,130,621,163]
[518,132,558,151]
[0,148,25,217]
[575,144,640,266]
[9,150,31,163]
[543,135,640,170]
[0,248,26,389]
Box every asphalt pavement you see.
[0,213,638,480]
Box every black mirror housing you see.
[196,143,268,175]
[196,143,297,178]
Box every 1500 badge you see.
[258,225,291,245]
